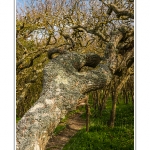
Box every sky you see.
[16,0,24,6]
[16,0,25,10]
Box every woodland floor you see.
[45,112,86,150]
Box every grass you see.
[53,125,66,135]
[63,98,134,150]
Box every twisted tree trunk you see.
[16,50,112,150]
[16,23,134,149]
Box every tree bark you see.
[86,104,90,132]
[108,90,118,127]
[16,50,112,150]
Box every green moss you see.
[16,117,21,123]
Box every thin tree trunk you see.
[108,67,132,127]
[92,91,99,110]
[108,91,118,127]
[86,104,90,132]
[99,90,109,116]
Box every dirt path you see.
[45,113,85,150]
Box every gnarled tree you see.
[16,0,134,149]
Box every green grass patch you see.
[53,125,66,135]
[63,98,134,150]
